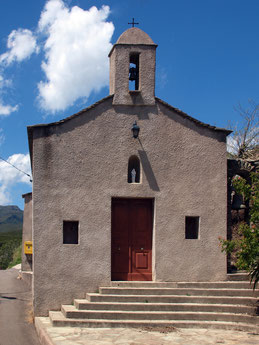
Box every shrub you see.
[8,243,22,268]
[0,239,21,270]
[220,172,259,289]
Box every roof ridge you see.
[155,97,232,135]
[28,94,113,129]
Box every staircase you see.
[49,275,259,332]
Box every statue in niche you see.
[127,156,140,183]
[131,168,136,183]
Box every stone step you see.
[87,293,258,306]
[227,273,250,281]
[49,311,259,332]
[99,287,258,298]
[111,281,255,289]
[74,300,256,315]
[61,305,258,324]
[49,277,259,332]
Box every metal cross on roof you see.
[128,18,139,27]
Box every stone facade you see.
[25,28,230,316]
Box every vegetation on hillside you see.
[8,243,22,268]
[0,205,23,269]
[0,235,22,269]
[0,205,23,233]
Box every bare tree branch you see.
[227,100,259,159]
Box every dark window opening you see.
[185,216,199,239]
[128,156,140,183]
[63,221,79,244]
[129,53,139,91]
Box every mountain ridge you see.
[0,205,23,233]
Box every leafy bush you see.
[8,243,22,268]
[0,239,21,270]
[220,172,259,289]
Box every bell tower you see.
[109,27,157,105]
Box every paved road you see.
[0,266,40,345]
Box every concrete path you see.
[0,265,40,345]
[36,317,259,345]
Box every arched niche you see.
[128,155,140,183]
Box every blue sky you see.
[0,0,258,209]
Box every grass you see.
[8,244,22,268]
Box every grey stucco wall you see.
[21,193,33,272]
[32,97,228,316]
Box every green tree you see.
[220,172,259,288]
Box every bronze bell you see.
[129,67,137,81]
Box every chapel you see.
[22,27,231,316]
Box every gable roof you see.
[156,97,232,135]
[27,95,113,168]
[28,95,232,134]
[27,94,231,170]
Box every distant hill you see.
[0,206,23,233]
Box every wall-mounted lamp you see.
[131,121,140,139]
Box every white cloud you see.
[0,102,18,116]
[38,0,66,30]
[0,185,10,205]
[0,75,12,89]
[0,153,31,205]
[0,29,38,66]
[0,28,37,115]
[0,74,18,116]
[37,0,114,112]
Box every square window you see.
[63,221,79,244]
[185,216,199,239]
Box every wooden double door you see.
[111,198,153,281]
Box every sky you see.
[0,0,258,209]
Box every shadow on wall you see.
[138,138,160,191]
